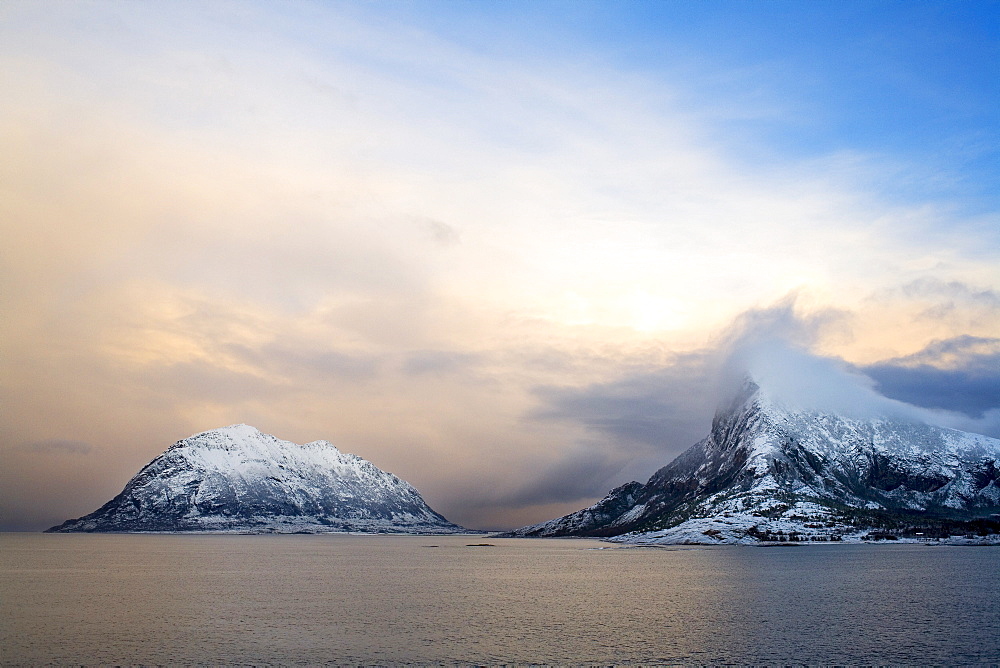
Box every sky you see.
[2,0,999,531]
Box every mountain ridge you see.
[503,379,1000,543]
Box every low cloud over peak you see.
[521,301,1000,516]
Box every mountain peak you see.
[508,378,1000,543]
[715,375,762,415]
[179,423,268,447]
[210,423,263,435]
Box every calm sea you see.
[2,533,998,665]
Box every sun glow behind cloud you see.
[1,1,998,530]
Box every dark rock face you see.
[864,452,950,493]
[972,459,1000,491]
[507,381,1000,542]
[47,425,465,534]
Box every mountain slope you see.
[48,425,465,534]
[506,381,1000,543]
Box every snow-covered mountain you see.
[506,380,1000,544]
[48,425,465,534]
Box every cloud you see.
[228,343,380,383]
[710,299,999,430]
[881,334,1000,367]
[17,440,95,455]
[401,350,481,376]
[901,279,1000,306]
[862,336,1000,421]
[901,279,1000,322]
[531,352,718,452]
[1,2,998,533]
[145,362,278,405]
[521,301,849,502]
[522,363,719,506]
[498,443,628,508]
[421,218,462,246]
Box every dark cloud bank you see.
[863,335,1000,418]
